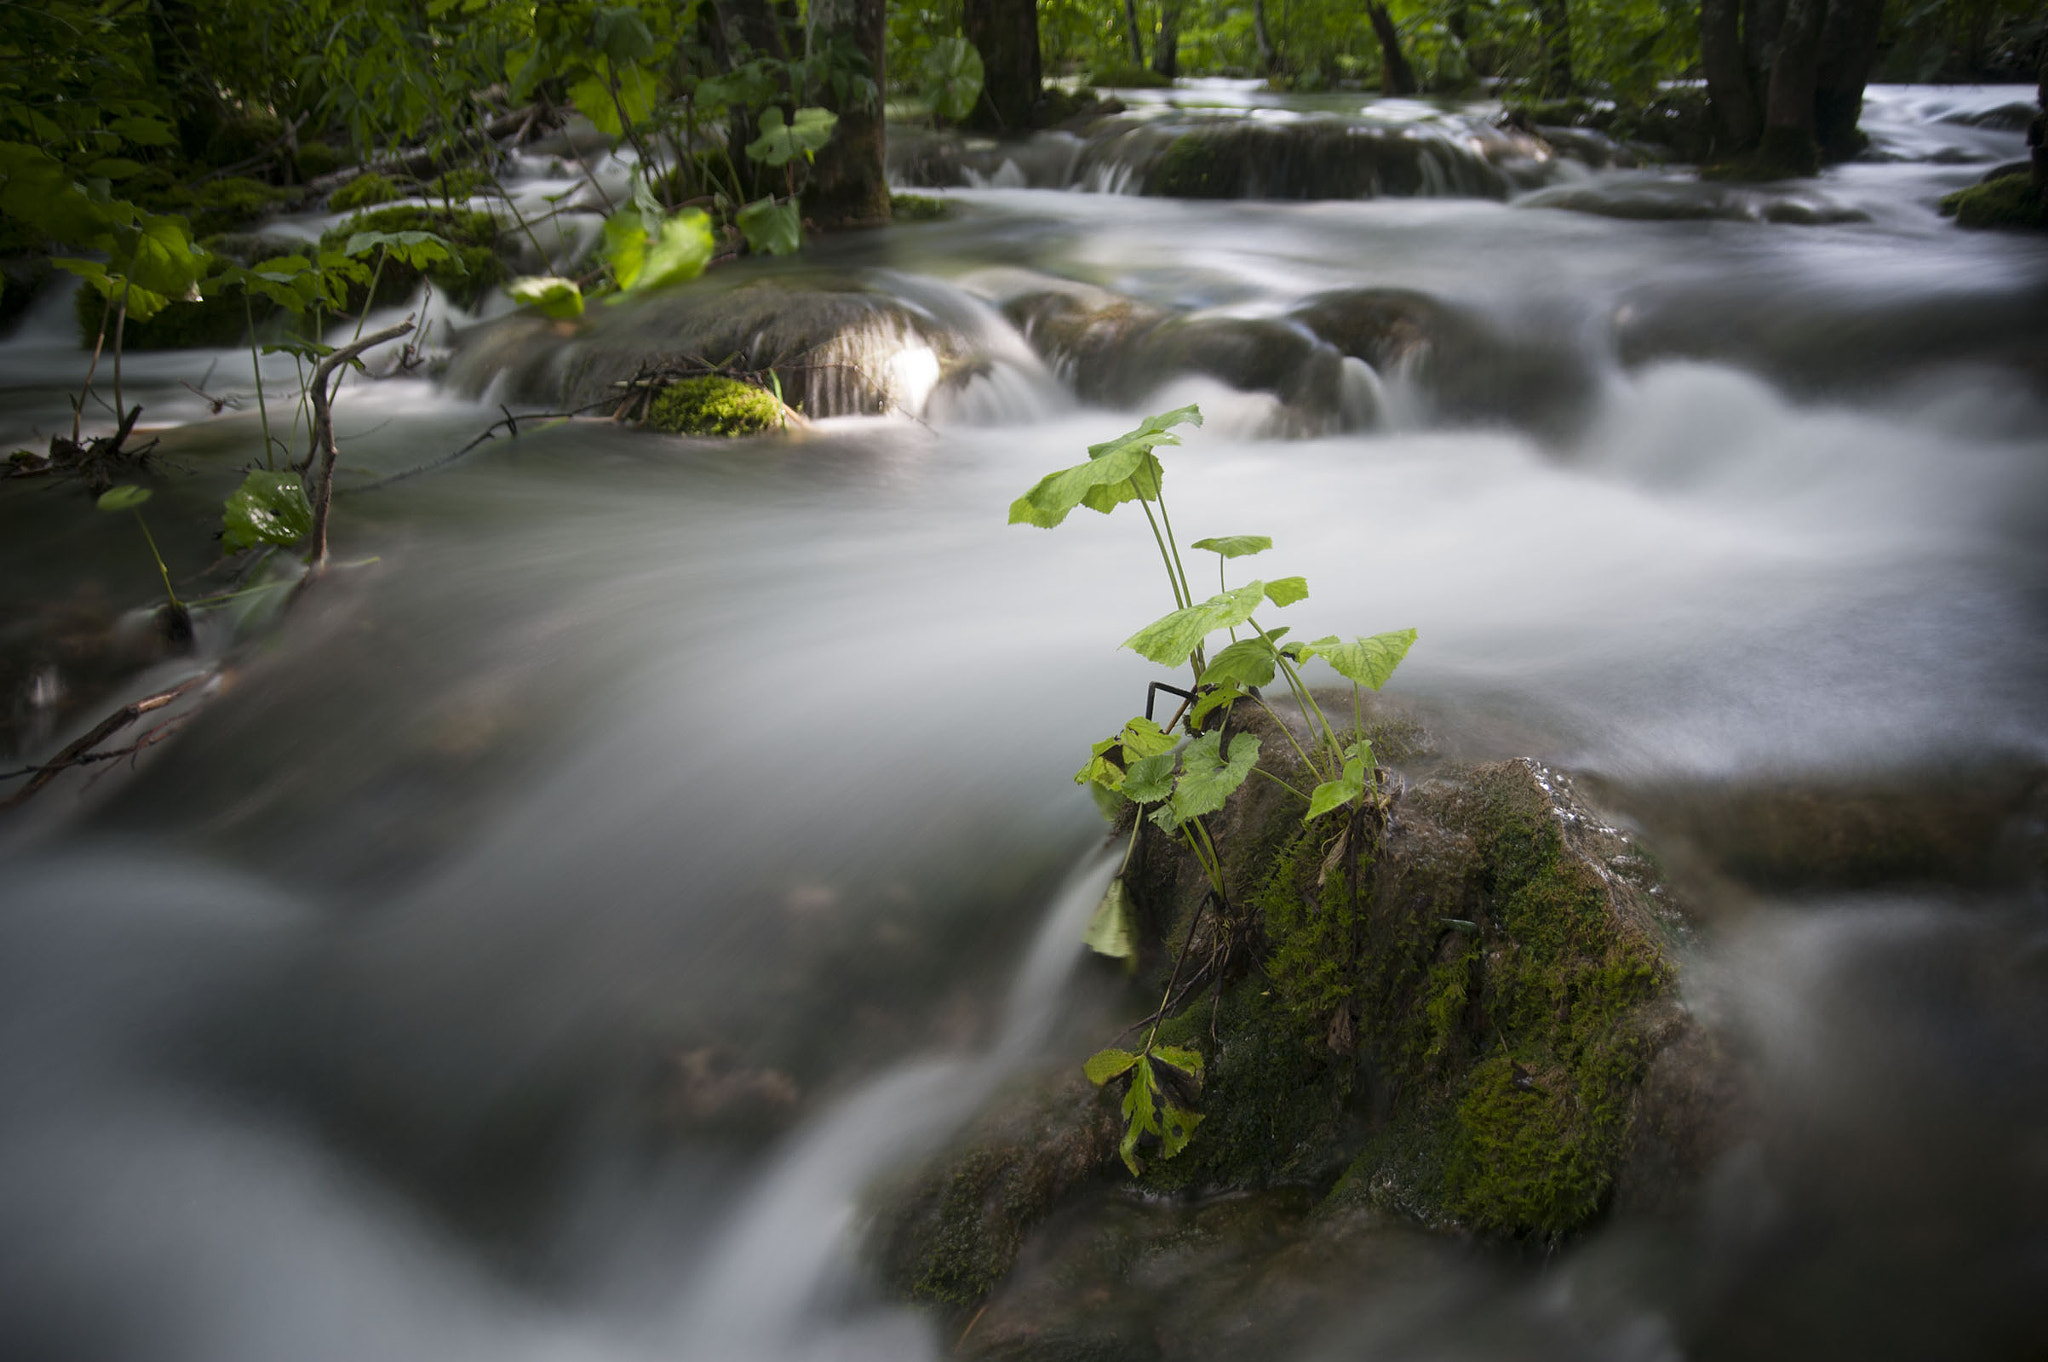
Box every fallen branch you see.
[0,669,218,812]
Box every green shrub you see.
[1085,63,1172,88]
[295,142,348,179]
[318,205,506,310]
[72,281,274,350]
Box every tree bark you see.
[1812,0,1884,162]
[1123,0,1146,65]
[1759,0,1828,174]
[1536,0,1573,95]
[1700,0,1760,152]
[1365,2,1418,95]
[965,0,1043,129]
[1252,0,1276,74]
[1151,0,1183,79]
[803,0,890,228]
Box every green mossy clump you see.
[423,166,500,201]
[295,142,349,179]
[1085,63,1173,89]
[1940,173,2048,230]
[646,376,786,436]
[1150,135,1240,198]
[319,205,506,310]
[889,193,952,221]
[330,171,407,213]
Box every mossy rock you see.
[645,376,789,437]
[1151,135,1240,199]
[889,192,952,222]
[422,166,501,201]
[295,141,349,180]
[329,171,408,213]
[1085,64,1173,89]
[318,204,507,310]
[123,170,300,237]
[1940,174,2048,231]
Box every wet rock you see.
[1588,764,2048,894]
[1940,172,2048,231]
[1517,177,1870,224]
[1289,287,1599,437]
[1003,286,1372,435]
[873,712,1725,1320]
[445,273,978,419]
[1073,116,1541,201]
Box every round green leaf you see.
[97,484,152,512]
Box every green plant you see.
[96,484,184,616]
[1010,404,1416,1175]
[921,37,987,122]
[330,171,407,213]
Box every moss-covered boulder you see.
[872,715,1723,1323]
[445,274,979,420]
[318,205,507,311]
[1940,171,2048,231]
[329,171,407,213]
[646,376,791,436]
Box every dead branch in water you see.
[300,320,416,576]
[0,669,220,812]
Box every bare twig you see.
[0,669,218,812]
[301,320,416,575]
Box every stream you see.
[1,83,2046,1361]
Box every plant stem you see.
[1248,765,1310,802]
[353,247,390,342]
[112,286,129,424]
[75,293,112,442]
[245,295,276,469]
[1153,488,1197,609]
[1136,495,1189,609]
[131,510,182,610]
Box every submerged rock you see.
[1002,285,1374,436]
[872,708,1725,1324]
[445,274,978,420]
[1517,177,1871,225]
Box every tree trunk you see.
[803,0,890,228]
[1536,0,1573,96]
[1700,0,1760,152]
[1124,0,1146,65]
[1364,2,1418,95]
[1253,0,1276,74]
[1758,0,1828,174]
[1742,0,1784,79]
[1151,0,1183,79]
[964,0,1043,129]
[1812,0,1884,162]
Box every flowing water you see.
[1,85,2045,1361]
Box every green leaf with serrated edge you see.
[1009,443,1161,528]
[220,471,312,552]
[1152,1045,1204,1078]
[1190,535,1271,558]
[1118,717,1177,760]
[745,107,839,167]
[1170,730,1262,822]
[1200,636,1279,689]
[568,75,623,135]
[1189,683,1242,726]
[1344,737,1375,767]
[736,196,801,256]
[1082,879,1137,963]
[1264,576,1309,607]
[343,229,454,268]
[507,275,584,319]
[1305,757,1367,822]
[1088,404,1203,461]
[1122,581,1265,666]
[1086,1048,1142,1084]
[1121,752,1177,804]
[1302,628,1417,690]
[1075,734,1125,791]
[632,210,715,291]
[97,485,151,512]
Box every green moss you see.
[1255,821,1363,1035]
[1139,982,1359,1195]
[1940,174,2048,230]
[422,166,498,201]
[910,1147,1029,1305]
[1085,63,1172,88]
[330,171,407,213]
[204,114,285,168]
[647,376,786,436]
[185,177,299,235]
[318,205,506,310]
[295,142,348,179]
[1151,135,1241,198]
[889,193,951,222]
